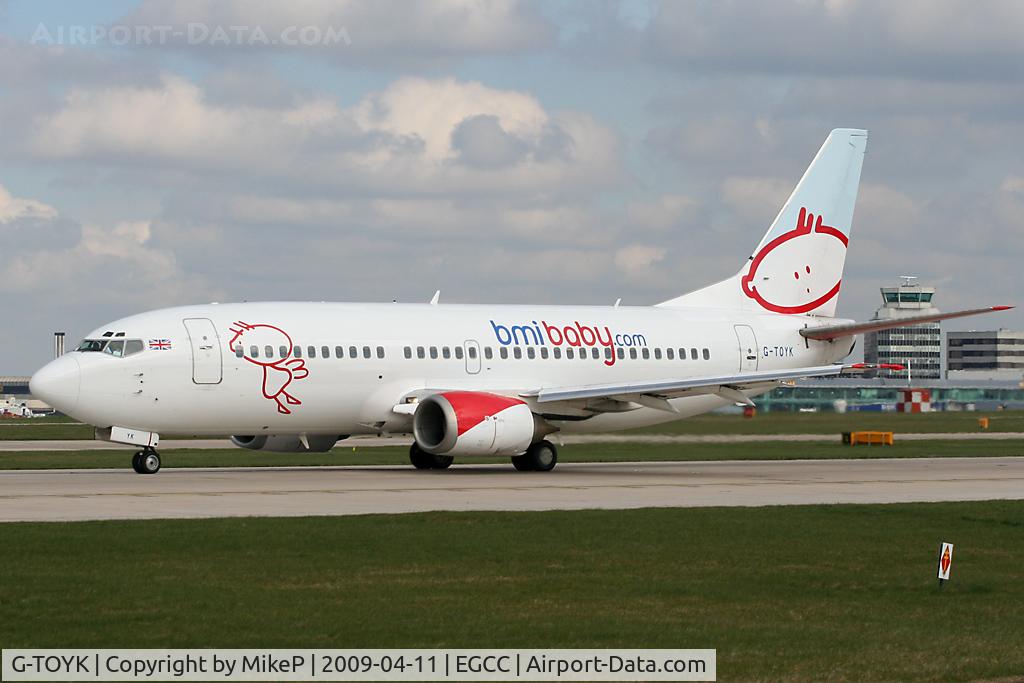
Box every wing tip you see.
[992,305,1014,311]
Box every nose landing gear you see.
[131,447,161,474]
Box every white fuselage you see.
[33,301,852,439]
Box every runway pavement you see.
[1,431,1022,451]
[1,456,1022,522]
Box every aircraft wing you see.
[525,364,847,411]
[800,306,1013,341]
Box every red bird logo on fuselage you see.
[226,321,308,414]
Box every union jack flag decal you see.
[148,339,172,351]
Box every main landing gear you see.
[511,440,558,472]
[407,440,559,472]
[409,443,454,470]
[131,447,161,474]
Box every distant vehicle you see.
[30,129,1010,474]
[0,399,37,418]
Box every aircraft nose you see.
[29,354,81,414]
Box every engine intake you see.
[413,391,547,456]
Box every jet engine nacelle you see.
[230,434,339,452]
[412,391,545,456]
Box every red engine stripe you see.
[441,391,526,436]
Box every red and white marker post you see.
[937,542,954,588]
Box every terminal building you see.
[947,330,1024,381]
[761,279,1024,412]
[862,278,942,380]
[759,376,1024,413]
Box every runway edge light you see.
[937,542,954,588]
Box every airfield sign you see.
[937,542,954,582]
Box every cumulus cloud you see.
[0,184,215,369]
[614,244,666,277]
[29,75,619,196]
[451,115,530,168]
[0,184,57,223]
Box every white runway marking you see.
[1,457,1022,522]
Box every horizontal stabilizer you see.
[845,362,906,373]
[800,306,1013,341]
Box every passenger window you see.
[308,346,316,358]
[322,346,330,359]
[666,348,675,360]
[482,347,491,360]
[442,346,451,359]
[404,346,412,359]
[591,347,600,359]
[124,339,144,356]
[235,345,244,358]
[654,348,662,360]
[280,345,289,358]
[336,346,344,358]
[553,347,562,359]
[417,346,425,359]
[605,347,613,360]
[566,348,574,359]
[293,346,302,358]
[429,346,438,359]
[266,345,274,358]
[513,347,522,359]
[250,345,259,359]
[703,348,710,360]
[349,345,358,358]
[691,348,698,360]
[642,348,650,360]
[526,347,535,359]
[629,348,638,360]
[455,346,464,360]
[376,346,385,359]
[679,348,686,359]
[363,346,371,359]
[499,347,508,359]
[617,348,625,360]
[540,347,549,359]
[580,349,588,361]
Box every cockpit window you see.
[77,338,145,356]
[103,340,125,357]
[76,339,108,352]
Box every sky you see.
[0,0,1022,373]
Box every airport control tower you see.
[863,277,942,380]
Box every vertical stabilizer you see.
[659,128,867,317]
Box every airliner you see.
[30,129,1010,474]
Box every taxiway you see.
[1,456,1021,522]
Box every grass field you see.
[1,502,1021,681]
[624,409,1024,435]
[1,438,1023,470]
[2,410,1021,440]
